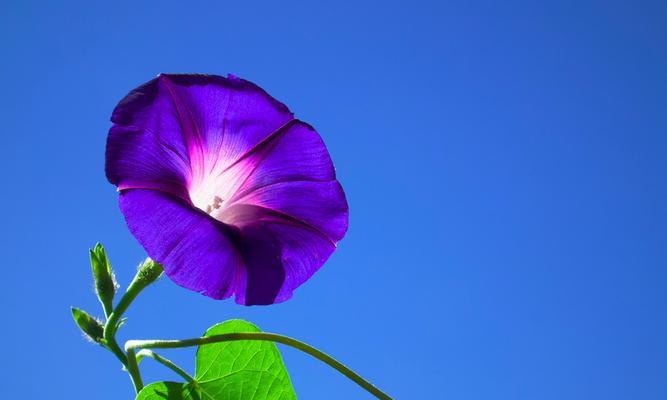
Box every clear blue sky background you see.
[1,1,665,399]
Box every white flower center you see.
[188,166,244,223]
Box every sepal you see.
[71,307,104,343]
[136,258,163,285]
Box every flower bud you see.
[89,243,117,316]
[71,307,104,343]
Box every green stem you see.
[125,332,392,400]
[126,348,144,392]
[137,349,195,383]
[103,259,163,394]
[101,297,114,320]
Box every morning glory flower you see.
[106,74,348,305]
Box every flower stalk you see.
[100,259,164,392]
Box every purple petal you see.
[213,120,349,242]
[120,192,336,305]
[235,216,336,305]
[227,121,337,200]
[106,74,294,195]
[223,180,348,243]
[119,189,242,300]
[158,74,294,176]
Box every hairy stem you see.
[103,259,163,394]
[126,332,392,400]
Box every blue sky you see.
[1,1,666,399]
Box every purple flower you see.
[106,74,348,305]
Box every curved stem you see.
[126,332,392,400]
[137,349,195,383]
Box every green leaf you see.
[136,320,296,400]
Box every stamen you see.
[204,196,224,215]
